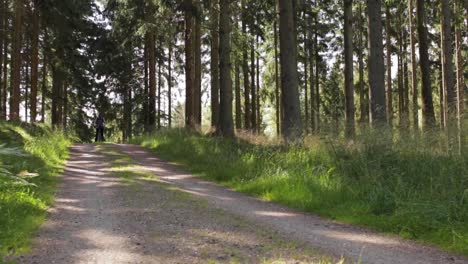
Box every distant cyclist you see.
[94,114,105,142]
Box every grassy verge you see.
[132,129,468,256]
[0,122,72,258]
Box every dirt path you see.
[16,144,467,264]
[15,144,333,264]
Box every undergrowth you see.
[0,122,71,258]
[132,128,468,256]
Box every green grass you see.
[132,128,468,256]
[0,122,72,258]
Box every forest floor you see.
[12,144,468,264]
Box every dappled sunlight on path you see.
[118,144,468,264]
[15,144,329,264]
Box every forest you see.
[0,0,468,262]
[0,0,466,143]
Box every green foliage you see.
[133,129,468,255]
[0,122,71,258]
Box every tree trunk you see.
[168,41,172,128]
[51,63,62,127]
[408,0,418,130]
[367,0,387,124]
[30,0,39,123]
[440,0,456,131]
[250,38,257,132]
[1,0,7,120]
[123,87,128,142]
[235,61,241,129]
[279,0,302,141]
[0,0,4,120]
[41,49,46,123]
[185,4,196,129]
[398,29,403,127]
[455,10,463,152]
[314,12,320,132]
[304,14,309,133]
[24,47,29,122]
[123,83,132,142]
[358,1,367,124]
[149,32,156,129]
[144,35,149,132]
[62,84,67,129]
[274,3,280,136]
[157,55,162,129]
[242,0,251,130]
[402,29,410,129]
[10,0,22,121]
[439,56,445,129]
[194,4,202,127]
[218,0,234,137]
[308,9,316,131]
[344,0,355,137]
[57,74,63,127]
[385,5,393,127]
[416,0,436,128]
[210,0,220,129]
[256,36,260,133]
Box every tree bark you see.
[440,0,456,130]
[358,1,367,124]
[314,12,320,132]
[194,3,202,127]
[250,38,257,132]
[2,24,6,121]
[304,13,309,133]
[10,0,23,121]
[185,3,196,129]
[62,84,67,129]
[455,9,463,152]
[30,0,39,123]
[279,0,302,141]
[210,0,220,129]
[385,5,392,126]
[144,35,149,132]
[168,41,172,128]
[24,45,29,122]
[439,56,445,129]
[402,29,410,129]
[344,0,355,137]
[308,9,316,131]
[397,27,403,127]
[242,0,251,130]
[148,32,156,129]
[256,36,260,133]
[157,54,162,129]
[51,62,63,127]
[416,0,436,128]
[274,3,280,136]
[367,0,387,124]
[0,0,4,120]
[218,0,234,137]
[408,0,418,130]
[235,61,242,129]
[41,48,46,123]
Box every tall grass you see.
[0,122,71,257]
[133,128,468,255]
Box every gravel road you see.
[14,144,468,264]
[14,144,332,264]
